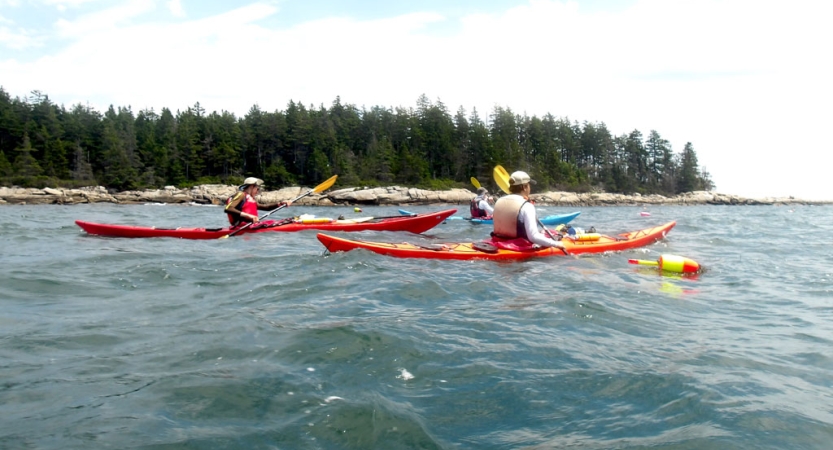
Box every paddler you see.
[224,177,292,227]
[470,187,494,218]
[491,171,565,250]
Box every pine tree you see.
[0,87,715,195]
[490,106,521,169]
[699,167,715,191]
[0,150,11,177]
[71,143,95,183]
[12,134,43,178]
[467,108,492,183]
[99,115,138,190]
[677,142,700,194]
[645,130,671,192]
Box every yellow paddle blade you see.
[493,165,511,194]
[470,177,481,189]
[313,174,338,193]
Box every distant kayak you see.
[318,221,676,261]
[76,209,457,239]
[470,211,580,226]
[399,209,580,225]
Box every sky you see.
[1,0,831,200]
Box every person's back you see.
[492,171,564,250]
[492,193,527,238]
[470,187,494,218]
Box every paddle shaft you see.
[225,194,302,237]
[363,213,422,221]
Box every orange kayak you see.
[318,221,676,261]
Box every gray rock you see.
[0,184,830,206]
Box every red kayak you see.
[76,209,457,239]
[317,221,676,261]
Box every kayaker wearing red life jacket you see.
[224,177,292,227]
[491,171,565,250]
[470,187,494,218]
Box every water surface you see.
[1,203,832,449]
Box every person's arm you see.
[480,199,494,215]
[520,203,564,248]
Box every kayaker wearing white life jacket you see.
[492,171,565,250]
[224,177,292,227]
[470,187,494,218]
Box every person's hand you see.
[284,200,293,207]
[246,213,259,223]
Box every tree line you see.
[0,88,713,195]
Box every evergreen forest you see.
[0,88,714,195]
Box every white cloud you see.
[38,0,103,11]
[41,0,104,7]
[54,0,156,38]
[0,26,44,49]
[166,0,183,18]
[1,0,831,198]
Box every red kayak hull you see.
[318,221,676,261]
[76,209,457,239]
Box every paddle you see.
[470,177,482,190]
[220,174,338,239]
[493,165,511,195]
[493,165,566,253]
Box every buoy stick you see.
[628,259,659,267]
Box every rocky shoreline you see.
[0,185,829,206]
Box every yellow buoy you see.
[628,254,701,274]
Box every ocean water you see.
[1,203,832,449]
